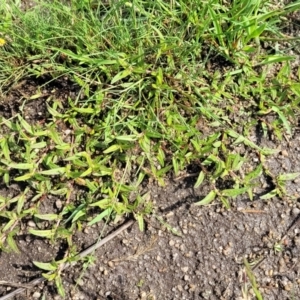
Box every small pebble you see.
[223,244,232,256]
[185,251,193,258]
[281,150,289,157]
[55,200,62,210]
[292,207,300,216]
[189,284,196,292]
[76,279,84,286]
[108,261,114,268]
[27,220,36,228]
[177,285,183,291]
[283,282,292,291]
[180,244,185,251]
[184,275,190,281]
[122,239,129,245]
[32,291,41,298]
[169,240,175,246]
[181,266,189,273]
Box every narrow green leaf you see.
[48,127,63,145]
[221,187,248,197]
[172,157,179,176]
[232,154,244,171]
[0,138,10,160]
[34,214,59,221]
[39,167,65,175]
[244,258,263,300]
[89,199,111,209]
[2,219,16,232]
[208,6,225,48]
[33,261,57,271]
[71,210,86,223]
[80,167,93,177]
[220,196,230,209]
[111,69,132,84]
[17,193,25,215]
[136,214,144,231]
[88,207,113,226]
[115,135,138,141]
[96,59,117,65]
[247,187,253,201]
[154,215,182,236]
[3,172,9,185]
[227,129,239,138]
[156,165,172,177]
[260,189,278,199]
[7,231,20,253]
[62,203,85,225]
[248,24,266,40]
[55,143,71,150]
[50,188,68,196]
[31,142,47,149]
[28,229,55,238]
[271,106,292,135]
[157,147,165,167]
[259,55,294,65]
[55,275,65,298]
[194,171,205,188]
[227,130,277,155]
[42,273,57,281]
[18,115,33,134]
[1,117,17,130]
[139,135,151,153]
[277,172,300,181]
[213,141,221,148]
[14,172,34,181]
[103,144,121,154]
[195,190,216,205]
[47,104,64,117]
[245,165,263,182]
[73,107,95,114]
[233,135,245,145]
[7,162,34,170]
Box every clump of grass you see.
[0,0,300,296]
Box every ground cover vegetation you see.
[0,0,300,297]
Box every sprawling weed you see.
[0,0,299,296]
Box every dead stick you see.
[0,220,135,300]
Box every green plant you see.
[0,0,299,297]
[242,258,264,300]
